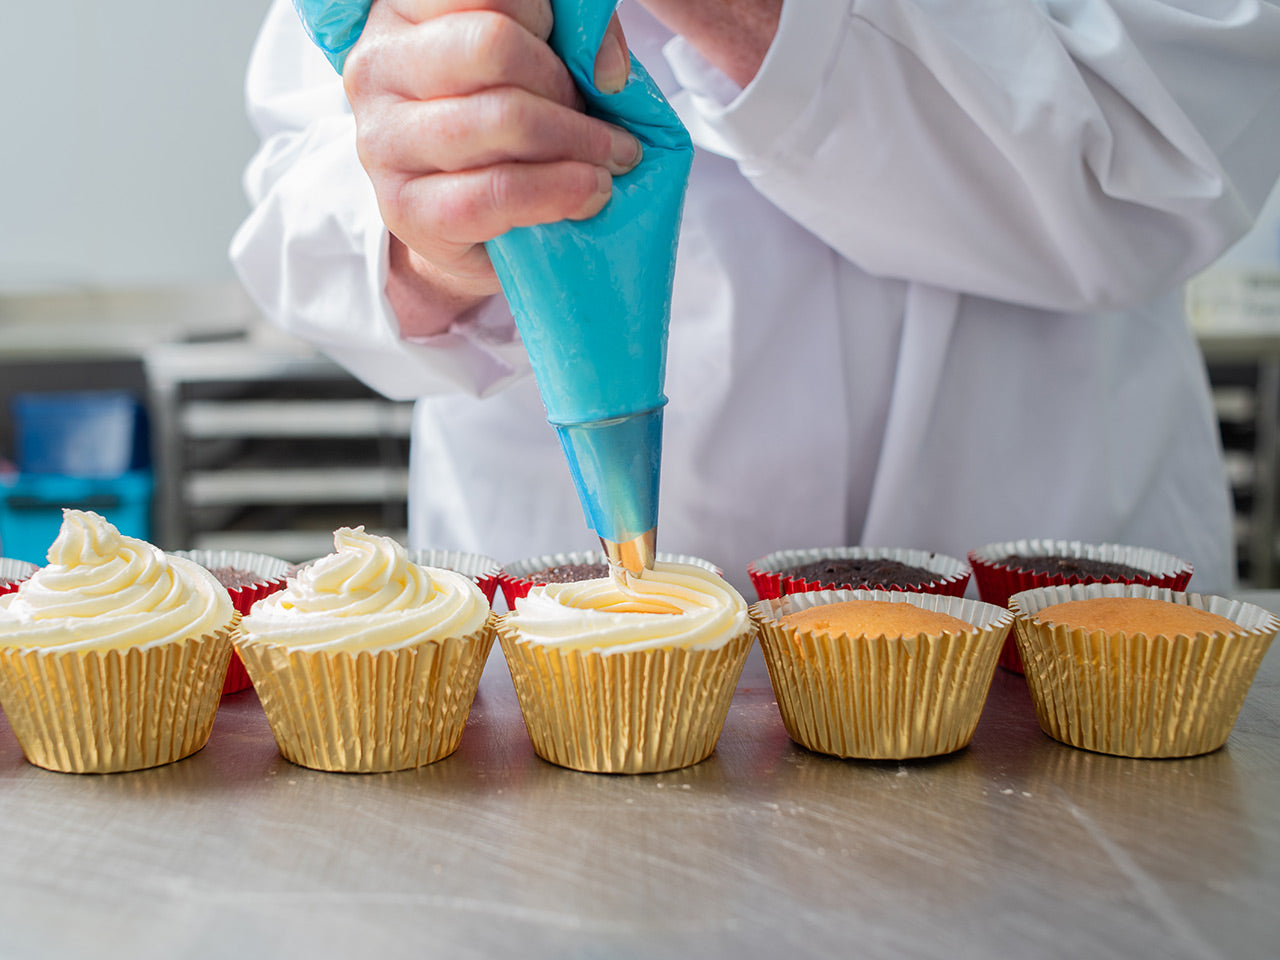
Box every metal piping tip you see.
[601,528,657,577]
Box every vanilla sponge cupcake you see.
[753,590,1013,760]
[238,527,494,772]
[0,510,237,773]
[499,561,754,774]
[1010,583,1277,758]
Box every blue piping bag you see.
[485,0,693,572]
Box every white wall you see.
[2,2,272,292]
[1,3,1276,293]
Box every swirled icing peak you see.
[0,510,234,651]
[241,527,489,651]
[505,561,748,653]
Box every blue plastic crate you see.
[11,390,146,477]
[0,471,153,565]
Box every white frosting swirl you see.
[0,510,234,652]
[241,527,489,652]
[505,561,748,653]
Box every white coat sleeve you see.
[228,0,531,402]
[665,0,1280,313]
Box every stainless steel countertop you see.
[1,597,1278,960]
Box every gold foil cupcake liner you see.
[0,616,237,774]
[237,616,496,773]
[751,590,1013,760]
[496,624,753,774]
[1010,584,1277,758]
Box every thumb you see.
[592,13,631,94]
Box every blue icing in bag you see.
[486,0,693,567]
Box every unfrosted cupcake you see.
[1009,583,1276,758]
[752,590,1012,759]
[969,539,1194,673]
[0,510,237,773]
[498,561,754,774]
[238,527,494,772]
[171,549,291,695]
[748,546,970,601]
[498,549,722,609]
[0,558,38,596]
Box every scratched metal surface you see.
[0,600,1277,960]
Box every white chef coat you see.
[231,0,1280,596]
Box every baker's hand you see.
[343,0,640,333]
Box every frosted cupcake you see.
[1010,583,1277,758]
[498,561,754,774]
[497,549,721,609]
[0,510,237,773]
[752,590,1012,759]
[238,527,494,772]
[171,549,292,694]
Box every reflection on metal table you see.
[0,595,1277,960]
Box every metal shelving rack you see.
[143,337,412,563]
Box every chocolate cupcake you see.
[969,539,1194,674]
[0,558,38,596]
[1009,583,1276,758]
[748,547,970,601]
[170,549,292,694]
[498,550,722,610]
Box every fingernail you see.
[596,167,613,196]
[608,130,642,174]
[593,34,629,94]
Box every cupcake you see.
[1009,583,1277,758]
[238,527,494,773]
[408,548,502,606]
[497,549,722,609]
[969,539,1194,674]
[752,590,1013,760]
[171,549,292,695]
[0,510,237,773]
[747,546,970,601]
[0,558,38,596]
[498,561,754,774]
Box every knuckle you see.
[341,42,375,102]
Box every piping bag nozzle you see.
[555,407,662,574]
[485,0,694,577]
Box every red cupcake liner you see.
[498,550,723,610]
[407,549,502,607]
[0,558,39,597]
[968,539,1194,674]
[747,547,971,602]
[171,549,292,694]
